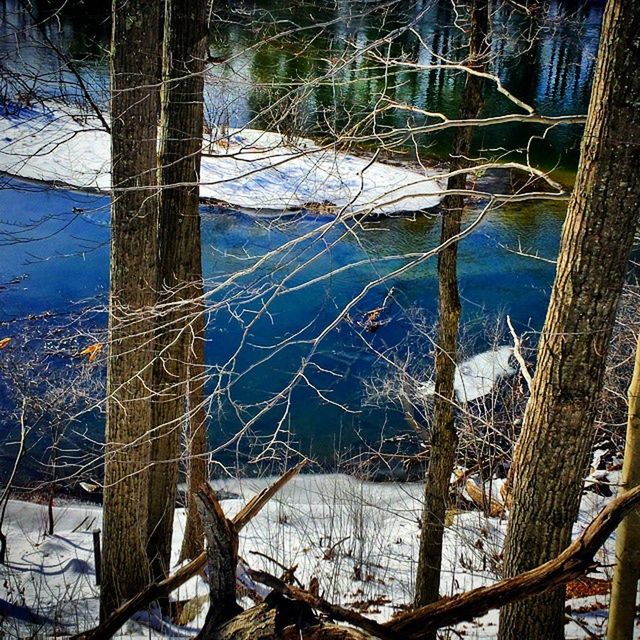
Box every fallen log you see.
[211,598,378,640]
[248,569,390,639]
[385,483,640,638]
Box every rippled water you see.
[0,175,564,473]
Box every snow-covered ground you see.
[0,473,627,639]
[0,102,443,215]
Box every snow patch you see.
[0,101,444,215]
[0,471,618,638]
[417,345,516,403]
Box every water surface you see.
[0,0,603,476]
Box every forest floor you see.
[0,472,630,639]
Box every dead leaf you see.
[80,343,102,362]
[0,337,11,350]
[566,576,611,599]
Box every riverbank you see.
[0,472,619,638]
[0,100,445,216]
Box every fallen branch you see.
[72,459,307,640]
[248,569,392,639]
[232,460,307,531]
[235,485,640,639]
[385,484,640,638]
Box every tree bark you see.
[196,483,242,636]
[148,0,209,583]
[608,331,640,640]
[498,2,640,638]
[101,0,161,619]
[415,0,489,611]
[180,303,208,562]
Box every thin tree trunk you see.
[180,302,208,562]
[148,0,208,583]
[415,0,489,612]
[608,331,640,640]
[101,0,161,619]
[498,2,640,638]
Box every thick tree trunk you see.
[148,0,208,583]
[498,2,640,638]
[101,0,161,619]
[415,0,489,612]
[608,332,640,640]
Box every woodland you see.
[0,0,639,638]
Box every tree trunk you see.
[180,303,208,562]
[415,0,489,612]
[498,2,640,638]
[608,331,640,640]
[101,0,161,619]
[148,0,208,583]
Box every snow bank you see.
[417,345,516,403]
[0,472,616,638]
[0,102,443,215]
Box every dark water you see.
[0,0,603,478]
[0,0,603,164]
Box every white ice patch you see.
[416,345,516,403]
[0,102,443,215]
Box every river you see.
[0,0,603,480]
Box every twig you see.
[507,315,533,392]
[248,550,304,588]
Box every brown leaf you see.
[80,343,103,362]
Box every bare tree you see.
[499,2,640,637]
[608,329,640,640]
[100,0,162,618]
[148,0,210,583]
[415,0,490,612]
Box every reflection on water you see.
[0,0,602,167]
[0,0,604,473]
[0,177,563,472]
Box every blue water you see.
[0,0,601,476]
[0,174,563,474]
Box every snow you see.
[417,345,517,403]
[0,102,444,215]
[0,472,628,639]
